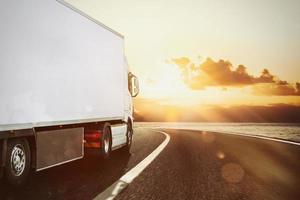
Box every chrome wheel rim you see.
[10,144,26,176]
[104,134,110,153]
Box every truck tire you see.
[123,122,133,153]
[100,123,112,159]
[5,138,31,186]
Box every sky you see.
[66,0,300,121]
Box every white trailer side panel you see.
[0,0,125,130]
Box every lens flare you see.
[221,163,245,183]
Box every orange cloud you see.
[253,82,300,96]
[173,57,300,96]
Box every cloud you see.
[253,81,300,96]
[172,57,300,96]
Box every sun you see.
[139,62,190,100]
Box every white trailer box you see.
[0,0,139,186]
[0,0,125,130]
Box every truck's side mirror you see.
[129,73,139,97]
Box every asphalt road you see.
[117,129,300,200]
[1,128,300,200]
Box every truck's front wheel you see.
[5,138,31,186]
[123,122,133,153]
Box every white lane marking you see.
[93,130,170,200]
[212,130,300,146]
[153,127,300,146]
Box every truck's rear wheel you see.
[5,138,31,186]
[100,123,112,159]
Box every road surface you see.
[1,128,300,200]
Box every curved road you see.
[1,128,300,200]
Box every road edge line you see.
[209,130,300,146]
[156,127,300,146]
[93,130,170,200]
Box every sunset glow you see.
[66,0,300,122]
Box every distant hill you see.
[134,99,300,123]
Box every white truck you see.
[0,0,139,186]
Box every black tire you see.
[5,138,31,187]
[123,122,133,153]
[100,123,112,159]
